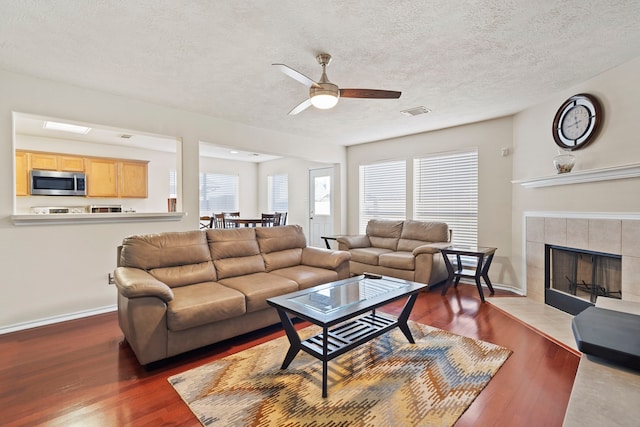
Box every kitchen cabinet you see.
[118,160,148,198]
[15,151,29,196]
[16,150,148,199]
[30,152,84,172]
[58,155,85,172]
[30,153,58,170]
[86,158,118,197]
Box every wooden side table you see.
[440,246,497,302]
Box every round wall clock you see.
[552,93,602,150]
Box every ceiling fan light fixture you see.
[310,83,340,109]
[310,93,339,109]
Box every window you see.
[199,172,239,215]
[359,160,406,233]
[313,175,331,216]
[169,169,177,198]
[268,174,288,212]
[414,149,478,247]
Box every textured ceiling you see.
[2,1,640,147]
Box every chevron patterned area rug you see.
[168,321,511,427]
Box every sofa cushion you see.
[149,261,217,288]
[218,272,298,312]
[207,227,260,259]
[207,228,265,279]
[263,248,303,272]
[119,230,216,287]
[271,265,339,290]
[120,230,213,271]
[366,219,403,250]
[256,225,307,253]
[167,282,246,331]
[349,247,393,265]
[214,255,265,280]
[379,251,415,271]
[397,220,450,251]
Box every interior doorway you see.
[308,167,334,248]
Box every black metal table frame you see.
[320,235,337,249]
[440,246,496,302]
[267,276,425,398]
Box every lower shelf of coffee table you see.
[301,313,397,361]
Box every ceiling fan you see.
[273,53,401,115]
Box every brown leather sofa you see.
[336,219,451,285]
[114,225,350,365]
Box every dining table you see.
[228,218,264,227]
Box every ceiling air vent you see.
[400,106,431,117]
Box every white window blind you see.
[199,172,239,215]
[414,149,478,247]
[359,160,406,234]
[268,174,288,212]
[169,169,177,198]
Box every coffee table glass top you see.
[288,277,410,314]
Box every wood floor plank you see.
[0,283,579,426]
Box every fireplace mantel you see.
[512,163,640,188]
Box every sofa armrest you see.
[114,267,174,302]
[301,247,351,270]
[413,242,452,256]
[336,235,370,249]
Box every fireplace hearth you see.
[545,244,622,315]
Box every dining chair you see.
[212,213,226,229]
[274,212,287,226]
[261,213,276,227]
[200,216,212,229]
[273,212,282,226]
[223,212,239,228]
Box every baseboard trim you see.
[0,305,117,335]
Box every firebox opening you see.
[545,244,622,315]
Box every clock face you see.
[553,94,602,150]
[560,105,590,140]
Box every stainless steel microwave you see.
[30,170,87,196]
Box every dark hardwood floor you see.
[0,283,579,426]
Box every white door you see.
[309,167,334,248]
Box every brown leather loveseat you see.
[115,225,350,365]
[336,219,451,285]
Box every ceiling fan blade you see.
[288,98,313,115]
[273,64,321,88]
[339,89,401,99]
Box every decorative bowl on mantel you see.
[553,154,576,174]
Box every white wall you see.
[345,117,515,287]
[511,56,640,292]
[0,69,345,331]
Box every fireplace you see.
[545,244,622,315]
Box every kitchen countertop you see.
[10,211,185,226]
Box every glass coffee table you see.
[266,275,427,397]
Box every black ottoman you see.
[572,306,640,370]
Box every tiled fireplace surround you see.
[525,214,640,304]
